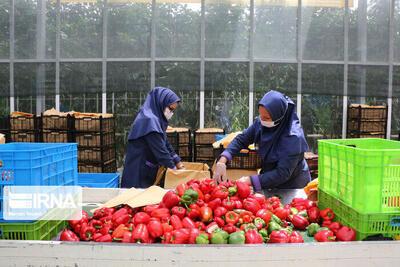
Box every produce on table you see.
[62,178,358,244]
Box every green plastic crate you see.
[318,188,400,240]
[318,138,400,213]
[0,220,67,240]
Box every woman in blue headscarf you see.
[121,87,184,188]
[213,90,311,189]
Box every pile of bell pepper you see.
[60,179,356,243]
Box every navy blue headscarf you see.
[254,90,308,162]
[128,87,180,140]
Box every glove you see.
[238,176,250,185]
[213,162,227,184]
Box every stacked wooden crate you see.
[166,127,192,162]
[347,104,387,138]
[194,128,224,166]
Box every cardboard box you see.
[0,133,5,144]
[164,162,211,188]
[212,160,260,181]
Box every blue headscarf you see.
[128,87,180,140]
[254,90,309,162]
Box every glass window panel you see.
[254,4,296,59]
[108,2,151,58]
[16,96,36,114]
[15,0,56,59]
[394,66,400,98]
[348,65,388,97]
[205,0,250,58]
[302,64,343,95]
[0,64,9,115]
[156,1,201,58]
[254,63,297,94]
[61,1,103,58]
[205,62,249,132]
[107,62,150,93]
[155,62,200,91]
[302,94,343,153]
[349,0,390,62]
[0,0,10,58]
[395,0,400,62]
[302,6,344,60]
[60,62,102,112]
[392,97,400,140]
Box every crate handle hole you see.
[390,217,400,226]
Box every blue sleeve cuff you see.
[172,166,177,170]
[250,175,262,191]
[172,154,181,164]
[221,151,232,163]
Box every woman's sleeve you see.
[249,153,303,190]
[144,132,176,169]
[220,124,256,163]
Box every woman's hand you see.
[176,162,185,170]
[238,176,251,186]
[213,161,227,184]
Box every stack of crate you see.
[9,112,40,142]
[167,127,192,162]
[42,109,73,143]
[304,152,318,180]
[194,128,224,166]
[347,104,387,138]
[73,113,117,173]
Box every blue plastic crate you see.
[0,143,78,220]
[78,173,120,188]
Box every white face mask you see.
[164,107,174,120]
[260,119,278,128]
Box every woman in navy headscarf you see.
[121,87,184,188]
[213,90,311,189]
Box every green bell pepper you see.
[298,210,309,219]
[228,231,245,244]
[181,189,199,208]
[196,233,210,244]
[258,228,269,243]
[271,214,284,226]
[244,223,258,232]
[290,207,299,215]
[228,186,238,196]
[211,229,229,244]
[282,227,293,235]
[268,221,283,233]
[307,223,320,237]
[254,217,266,228]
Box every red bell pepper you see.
[215,216,225,227]
[92,232,103,242]
[233,199,243,209]
[172,229,190,244]
[273,207,290,221]
[195,221,206,231]
[60,229,80,241]
[328,222,342,234]
[336,226,356,242]
[200,206,213,223]
[112,224,129,239]
[205,222,219,234]
[161,190,181,208]
[199,179,215,195]
[321,220,332,227]
[132,224,149,243]
[182,217,196,229]
[93,207,115,219]
[314,230,336,242]
[256,209,272,225]
[305,200,316,210]
[151,208,170,219]
[211,186,229,200]
[134,212,151,226]
[80,223,96,241]
[196,199,205,207]
[89,219,103,230]
[112,208,131,225]
[170,215,183,230]
[100,224,113,236]
[161,231,173,244]
[236,181,251,199]
[320,208,335,221]
[121,232,133,243]
[162,222,173,233]
[307,207,320,223]
[143,204,159,216]
[190,184,205,200]
[100,215,112,225]
[214,206,228,218]
[249,193,266,205]
[204,193,212,203]
[147,220,164,238]
[207,198,222,210]
[187,178,200,186]
[238,210,254,224]
[96,234,112,243]
[245,229,263,244]
[176,183,189,196]
[289,231,304,243]
[188,228,201,244]
[171,206,186,220]
[243,197,262,215]
[291,214,310,230]
[187,203,201,219]
[222,198,235,211]
[268,230,290,243]
[223,223,237,234]
[68,210,88,233]
[225,211,240,225]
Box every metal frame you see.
[4,0,399,139]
